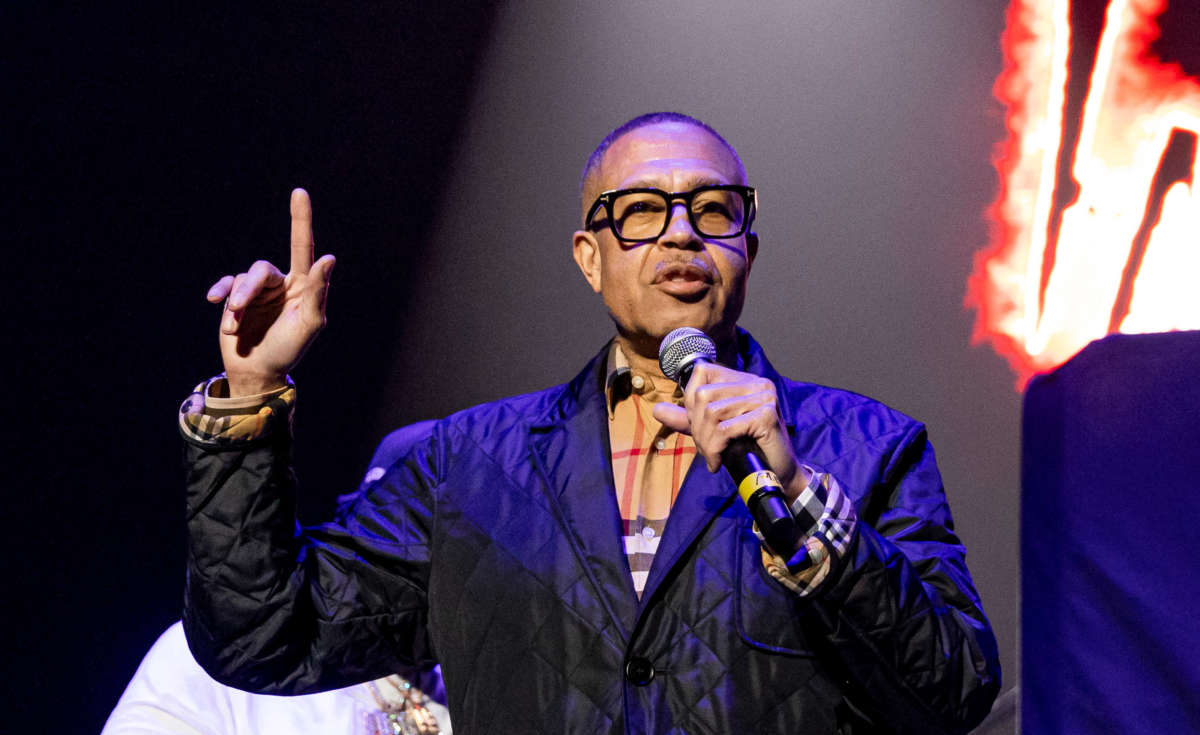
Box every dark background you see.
[7,3,498,728]
[2,1,1116,730]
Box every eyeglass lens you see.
[611,188,746,240]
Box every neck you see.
[615,334,668,380]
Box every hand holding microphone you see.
[651,328,807,557]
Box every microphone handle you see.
[721,436,801,556]
[676,357,800,555]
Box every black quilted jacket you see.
[182,332,1000,734]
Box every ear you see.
[572,230,603,293]
[745,230,759,270]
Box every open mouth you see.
[653,260,714,299]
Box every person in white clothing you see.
[103,621,451,735]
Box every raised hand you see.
[205,188,336,396]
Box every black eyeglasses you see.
[584,185,757,242]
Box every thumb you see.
[652,402,691,434]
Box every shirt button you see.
[641,526,655,540]
[625,657,655,686]
[654,438,666,451]
[631,375,645,390]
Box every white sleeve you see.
[101,622,418,735]
[101,622,234,735]
[103,621,449,735]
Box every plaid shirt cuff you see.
[757,467,857,597]
[178,374,295,445]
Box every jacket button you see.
[625,656,655,686]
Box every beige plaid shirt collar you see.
[603,341,684,419]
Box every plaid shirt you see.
[180,353,857,599]
[179,374,294,443]
[603,346,696,598]
[601,344,856,598]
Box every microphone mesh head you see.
[658,327,717,384]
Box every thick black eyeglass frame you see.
[584,185,757,242]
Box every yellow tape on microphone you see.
[737,469,783,505]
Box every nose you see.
[658,202,702,249]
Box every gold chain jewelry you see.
[361,676,441,735]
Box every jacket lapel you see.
[527,348,639,640]
[637,456,738,606]
[637,329,795,609]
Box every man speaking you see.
[180,112,1000,733]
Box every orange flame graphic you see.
[968,0,1200,387]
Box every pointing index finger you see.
[290,188,314,275]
